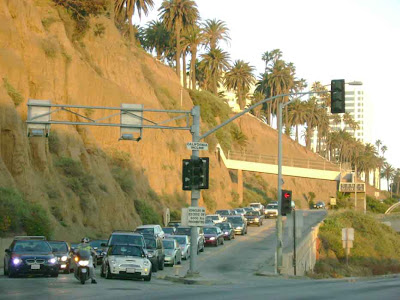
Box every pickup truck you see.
[244,211,263,226]
[264,203,278,218]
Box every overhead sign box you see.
[186,142,208,151]
[187,206,206,227]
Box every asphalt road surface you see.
[1,211,399,299]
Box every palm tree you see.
[381,162,395,192]
[199,48,230,94]
[159,0,199,79]
[115,0,155,44]
[141,20,171,60]
[182,24,205,89]
[303,98,320,150]
[202,19,230,51]
[381,145,388,158]
[287,99,306,142]
[247,91,265,118]
[316,107,330,154]
[224,60,255,110]
[375,139,382,154]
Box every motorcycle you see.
[73,250,91,284]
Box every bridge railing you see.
[227,151,340,171]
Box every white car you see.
[249,203,265,213]
[172,235,191,260]
[207,214,224,224]
[135,225,165,239]
[265,203,279,218]
[101,244,152,281]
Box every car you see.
[245,210,263,226]
[142,234,165,272]
[265,203,279,218]
[249,203,265,215]
[172,235,191,260]
[90,239,108,265]
[135,225,165,239]
[168,221,181,228]
[101,231,147,276]
[314,201,326,209]
[162,239,182,266]
[205,216,215,226]
[4,236,59,278]
[206,214,224,224]
[215,210,232,218]
[48,241,71,274]
[175,227,205,253]
[203,226,224,247]
[234,208,246,216]
[162,227,176,237]
[101,244,152,281]
[226,216,247,235]
[243,207,255,214]
[216,222,235,240]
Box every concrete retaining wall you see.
[0,238,13,268]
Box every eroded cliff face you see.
[0,0,233,240]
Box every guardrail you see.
[227,151,340,172]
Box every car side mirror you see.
[101,243,106,247]
[5,249,10,254]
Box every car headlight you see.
[224,231,229,234]
[78,260,89,266]
[61,256,68,262]
[255,218,259,222]
[48,258,57,264]
[143,260,150,266]
[236,226,242,230]
[13,258,21,265]
[210,237,216,241]
[147,253,153,257]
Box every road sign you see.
[187,206,206,226]
[342,227,354,241]
[186,142,208,151]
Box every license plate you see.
[81,268,87,273]
[126,268,136,273]
[31,264,40,270]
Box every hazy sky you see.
[135,0,400,169]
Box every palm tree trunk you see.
[191,48,197,89]
[295,125,299,142]
[175,26,181,80]
[182,50,187,88]
[128,15,135,46]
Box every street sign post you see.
[342,227,354,266]
[187,206,206,227]
[186,142,208,151]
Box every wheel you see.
[51,272,59,277]
[200,243,204,252]
[100,265,105,278]
[105,264,113,279]
[258,223,261,227]
[214,241,218,247]
[143,271,152,282]
[178,256,182,265]
[81,278,86,284]
[232,234,235,240]
[152,260,159,272]
[221,239,224,245]
[8,267,16,278]
[63,268,70,274]
[158,258,164,270]
[4,261,8,276]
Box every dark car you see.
[90,239,108,265]
[245,210,263,226]
[48,241,71,274]
[162,227,176,237]
[175,227,205,253]
[143,234,165,272]
[4,236,59,278]
[215,209,232,218]
[216,222,235,240]
[314,201,326,209]
[204,226,224,247]
[226,216,247,235]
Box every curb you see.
[159,275,229,286]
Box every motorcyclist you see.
[76,237,97,284]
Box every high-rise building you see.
[311,83,366,152]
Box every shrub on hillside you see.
[112,167,134,193]
[134,199,161,225]
[23,204,53,239]
[366,196,388,213]
[2,77,23,107]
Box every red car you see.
[203,226,224,247]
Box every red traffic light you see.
[284,193,291,199]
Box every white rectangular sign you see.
[186,142,208,151]
[187,206,206,226]
[341,228,354,241]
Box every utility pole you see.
[277,102,284,273]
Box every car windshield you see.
[217,223,231,230]
[90,240,107,248]
[235,208,244,213]
[246,211,260,216]
[136,228,155,234]
[250,204,260,208]
[173,237,187,245]
[227,217,243,224]
[216,210,229,215]
[163,228,175,234]
[204,227,218,234]
[244,208,253,212]
[162,240,175,249]
[176,228,191,236]
[109,235,144,247]
[144,238,156,249]
[267,205,278,209]
[110,245,142,257]
[48,242,68,252]
[13,240,51,253]
[209,216,219,220]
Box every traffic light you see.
[281,190,292,216]
[182,157,209,190]
[331,79,345,114]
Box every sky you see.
[135,0,400,170]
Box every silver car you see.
[172,235,190,260]
[162,239,182,266]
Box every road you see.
[0,211,399,299]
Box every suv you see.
[142,234,165,272]
[249,203,265,215]
[175,227,205,254]
[135,225,165,239]
[226,215,247,235]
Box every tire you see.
[105,264,112,279]
[64,268,70,274]
[4,261,8,276]
[200,243,204,252]
[81,278,86,285]
[100,265,105,278]
[158,258,164,270]
[178,257,182,265]
[232,234,235,240]
[152,259,158,272]
[8,269,15,278]
[143,271,152,282]
[214,241,218,247]
[221,239,224,245]
[51,272,59,278]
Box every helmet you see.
[81,237,90,243]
